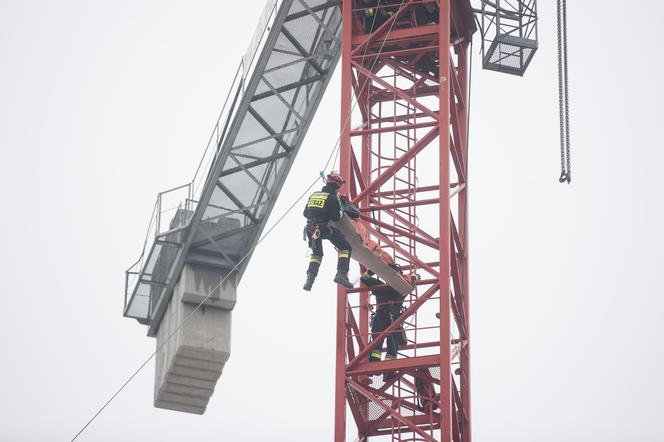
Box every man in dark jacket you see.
[363,266,420,361]
[363,0,393,33]
[362,268,407,363]
[302,172,354,291]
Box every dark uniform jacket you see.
[303,187,342,223]
[361,273,403,307]
[362,272,407,353]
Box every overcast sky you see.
[1,1,663,441]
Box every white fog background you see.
[1,1,662,441]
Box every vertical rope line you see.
[71,4,408,440]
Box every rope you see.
[70,1,405,439]
[70,178,319,442]
[557,0,571,184]
[326,0,405,173]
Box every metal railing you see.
[124,0,281,319]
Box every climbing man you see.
[302,172,354,291]
[362,266,420,370]
[363,0,394,33]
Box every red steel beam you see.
[347,284,440,370]
[335,2,353,440]
[336,1,473,440]
[358,197,440,211]
[347,354,441,376]
[348,379,438,442]
[370,415,442,435]
[456,40,472,442]
[351,120,438,136]
[438,2,453,439]
[359,215,439,250]
[352,127,439,204]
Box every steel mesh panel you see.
[200,0,342,232]
[367,399,385,421]
[430,366,440,381]
[480,0,538,76]
[485,40,535,75]
[125,0,343,333]
[125,282,150,320]
[370,374,385,390]
[489,42,530,68]
[348,386,368,421]
[359,373,437,427]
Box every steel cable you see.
[557,0,571,183]
[327,0,406,173]
[563,0,571,181]
[70,1,406,439]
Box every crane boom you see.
[124,0,342,336]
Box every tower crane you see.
[119,0,570,440]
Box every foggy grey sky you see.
[1,1,663,441]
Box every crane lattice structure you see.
[122,0,539,440]
[334,1,474,439]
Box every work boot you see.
[302,273,316,291]
[333,271,354,289]
[383,371,396,383]
[383,354,396,382]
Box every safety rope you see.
[328,0,404,173]
[70,177,319,442]
[557,0,571,183]
[70,1,405,440]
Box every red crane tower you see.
[118,0,549,440]
[335,1,475,440]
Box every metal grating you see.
[124,0,342,334]
[479,0,538,76]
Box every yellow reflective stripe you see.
[309,258,321,264]
[338,253,349,259]
[370,351,382,358]
[307,199,326,209]
[307,192,328,209]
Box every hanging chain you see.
[556,0,565,176]
[557,0,571,184]
[563,0,571,181]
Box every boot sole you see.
[333,277,354,289]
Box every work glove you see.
[344,202,361,220]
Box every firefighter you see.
[363,0,394,33]
[362,267,420,364]
[302,172,354,291]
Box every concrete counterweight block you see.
[154,263,235,414]
[179,262,237,310]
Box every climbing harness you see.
[305,221,321,241]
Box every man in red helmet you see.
[302,172,354,291]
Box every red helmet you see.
[326,171,345,188]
